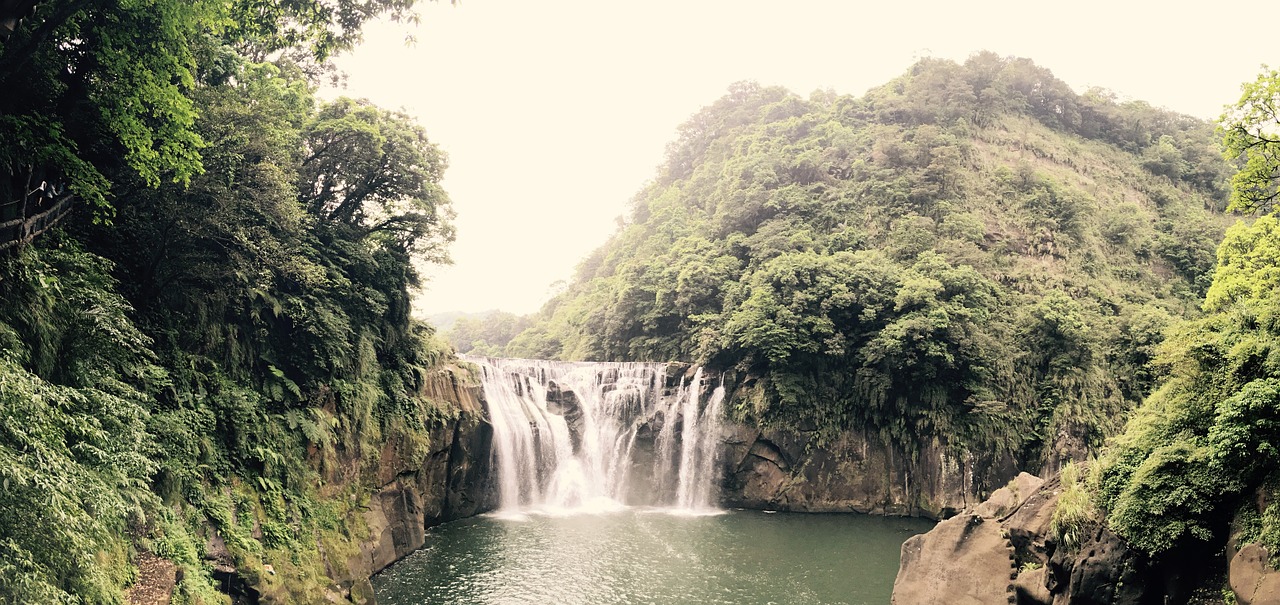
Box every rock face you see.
[896,512,1018,604]
[892,472,1040,605]
[1228,485,1280,605]
[720,423,1018,518]
[330,364,498,604]
[892,471,1219,605]
[545,379,586,453]
[1230,543,1280,605]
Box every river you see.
[372,508,932,604]
[378,357,933,603]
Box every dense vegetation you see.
[507,54,1232,467]
[0,2,459,603]
[439,310,532,356]
[2,0,1276,598]
[1090,67,1280,562]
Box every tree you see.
[0,1,210,211]
[0,3,468,602]
[1096,66,1280,557]
[0,0,425,218]
[225,0,421,65]
[1220,66,1280,214]
[508,56,1228,463]
[299,97,455,259]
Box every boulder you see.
[1013,566,1052,605]
[975,472,1044,519]
[892,513,1016,604]
[1230,543,1280,605]
[1047,526,1149,605]
[893,469,1218,605]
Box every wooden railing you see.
[0,192,75,252]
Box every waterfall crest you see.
[464,356,724,515]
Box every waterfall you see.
[465,356,724,514]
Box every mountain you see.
[507,52,1234,469]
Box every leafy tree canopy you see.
[0,0,424,213]
[1220,66,1280,214]
[0,3,461,602]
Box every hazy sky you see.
[325,0,1278,317]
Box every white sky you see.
[324,0,1279,317]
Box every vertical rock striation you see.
[719,424,1018,519]
[334,364,498,603]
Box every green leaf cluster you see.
[0,240,162,603]
[0,0,425,213]
[1092,67,1280,558]
[1220,66,1280,214]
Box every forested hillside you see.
[0,2,462,602]
[893,66,1280,604]
[508,53,1233,468]
[1088,66,1280,568]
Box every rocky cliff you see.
[890,472,1280,605]
[336,365,498,602]
[619,364,1012,519]
[1227,486,1280,605]
[719,423,1019,519]
[198,364,499,605]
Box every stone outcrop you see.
[1229,543,1280,605]
[896,512,1018,604]
[892,471,1229,605]
[892,472,1041,604]
[720,423,1018,518]
[322,364,497,604]
[545,379,586,453]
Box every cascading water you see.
[464,356,725,514]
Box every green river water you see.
[371,508,933,605]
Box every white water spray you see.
[465,357,724,514]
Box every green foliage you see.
[0,1,208,211]
[0,242,160,604]
[1208,380,1280,484]
[1233,487,1280,570]
[0,7,463,600]
[444,311,532,356]
[1093,82,1280,556]
[1220,67,1280,214]
[1105,442,1223,553]
[0,0,424,213]
[300,97,455,260]
[1204,215,1280,313]
[509,54,1229,463]
[225,0,422,64]
[1050,462,1096,552]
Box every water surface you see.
[373,509,932,605]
